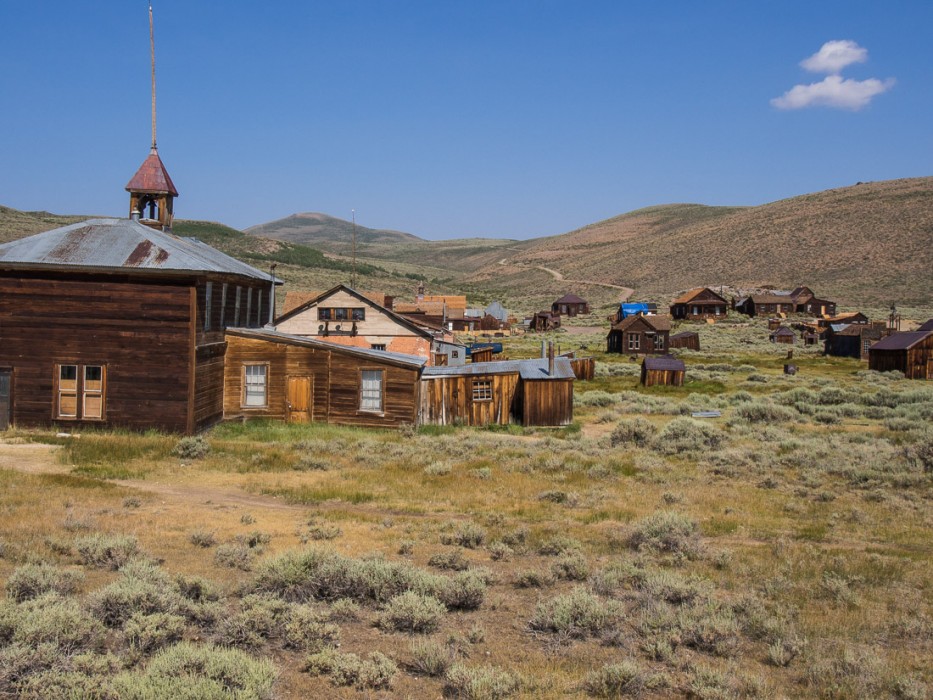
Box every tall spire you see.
[149,1,157,150]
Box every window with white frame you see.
[654,334,665,351]
[627,333,640,351]
[243,364,268,407]
[360,370,384,412]
[472,379,493,401]
[56,363,105,420]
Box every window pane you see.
[336,308,348,321]
[360,370,383,411]
[351,308,365,321]
[59,394,77,417]
[60,365,77,382]
[244,365,267,406]
[84,395,103,419]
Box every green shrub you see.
[529,587,621,639]
[444,663,521,699]
[111,641,276,699]
[610,418,658,448]
[731,401,796,424]
[8,593,105,653]
[88,562,183,628]
[437,571,488,611]
[283,604,340,652]
[514,570,554,588]
[424,461,452,476]
[551,552,590,581]
[5,563,83,603]
[125,612,186,653]
[377,592,446,633]
[74,533,139,570]
[188,530,216,548]
[584,660,664,698]
[488,542,513,561]
[653,418,723,455]
[904,431,933,473]
[537,535,581,556]
[628,511,701,557]
[294,455,331,471]
[576,391,617,407]
[440,522,487,549]
[172,436,211,460]
[305,649,397,690]
[214,543,254,571]
[407,638,455,677]
[429,549,470,571]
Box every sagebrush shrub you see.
[628,511,701,557]
[305,649,397,690]
[215,543,255,571]
[283,604,340,652]
[529,587,621,638]
[437,571,487,611]
[377,592,446,633]
[440,522,486,549]
[74,533,139,570]
[654,418,723,454]
[171,436,210,460]
[584,660,664,698]
[124,611,185,653]
[5,563,83,603]
[408,638,455,677]
[610,417,658,448]
[429,549,469,571]
[444,663,520,699]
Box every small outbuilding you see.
[669,331,700,351]
[769,326,796,344]
[641,355,686,387]
[868,330,933,380]
[551,294,589,317]
[824,324,883,360]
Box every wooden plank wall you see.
[870,340,933,379]
[0,272,193,432]
[521,380,573,426]
[418,373,519,426]
[224,334,420,428]
[641,368,685,387]
[569,358,595,380]
[194,342,227,430]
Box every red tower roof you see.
[125,148,178,196]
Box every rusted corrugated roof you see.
[643,356,685,372]
[0,218,273,281]
[125,148,178,196]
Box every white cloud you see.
[800,39,868,74]
[771,74,895,111]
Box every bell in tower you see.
[126,2,178,232]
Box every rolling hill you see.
[244,212,422,252]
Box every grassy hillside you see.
[494,178,933,306]
[245,212,422,252]
[0,205,84,244]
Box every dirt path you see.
[0,440,302,513]
[496,257,634,300]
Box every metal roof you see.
[870,330,933,351]
[0,218,274,281]
[669,331,699,340]
[485,301,508,321]
[125,148,179,196]
[643,356,686,372]
[226,327,427,368]
[423,356,575,380]
[553,293,588,305]
[918,319,933,332]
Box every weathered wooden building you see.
[868,331,933,379]
[274,285,446,363]
[669,330,701,351]
[789,287,837,316]
[769,326,796,344]
[551,294,589,317]
[736,294,796,317]
[669,288,728,320]
[824,324,883,360]
[641,356,686,387]
[418,357,575,427]
[607,315,672,354]
[0,153,276,434]
[818,312,870,328]
[530,311,561,332]
[223,328,425,428]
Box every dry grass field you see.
[1,316,931,699]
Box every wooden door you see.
[286,376,312,423]
[0,369,10,431]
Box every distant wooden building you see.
[917,319,933,332]
[788,287,837,316]
[818,312,870,328]
[736,294,796,317]
[641,356,686,387]
[274,285,447,363]
[418,356,575,427]
[551,294,589,317]
[824,324,883,360]
[0,151,276,434]
[769,326,796,344]
[668,330,700,351]
[223,328,425,428]
[868,331,933,380]
[530,311,561,332]
[669,288,728,320]
[607,315,672,354]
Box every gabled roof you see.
[553,293,588,305]
[423,356,575,380]
[226,327,427,369]
[770,326,795,336]
[834,324,881,338]
[669,330,699,340]
[273,284,434,339]
[125,148,178,196]
[643,356,685,372]
[0,218,273,281]
[282,290,388,314]
[671,287,726,305]
[826,312,868,322]
[610,314,672,333]
[870,330,933,351]
[917,319,933,332]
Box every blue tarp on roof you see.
[620,303,650,318]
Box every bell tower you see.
[125,2,178,231]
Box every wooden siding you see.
[568,357,595,380]
[223,334,419,428]
[670,289,728,320]
[869,337,933,380]
[669,332,700,351]
[0,272,194,432]
[194,342,227,431]
[418,373,520,426]
[641,366,685,387]
[521,380,573,426]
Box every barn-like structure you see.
[868,331,933,380]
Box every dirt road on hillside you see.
[496,258,634,300]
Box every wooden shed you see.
[418,357,575,427]
[641,356,686,387]
[669,331,700,351]
[824,324,883,360]
[551,294,589,317]
[868,331,933,380]
[669,288,728,320]
[530,311,561,332]
[769,326,796,344]
[223,328,425,428]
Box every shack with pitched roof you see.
[868,331,933,379]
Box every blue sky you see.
[1,1,930,240]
